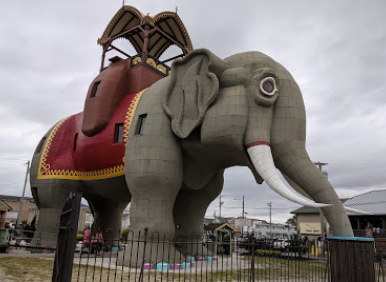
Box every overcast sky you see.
[1,0,386,224]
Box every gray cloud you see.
[1,0,385,223]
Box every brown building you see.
[0,199,12,228]
[0,195,36,225]
[344,190,386,238]
[290,207,329,239]
[291,190,386,239]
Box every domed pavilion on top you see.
[97,5,193,76]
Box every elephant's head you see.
[163,48,346,211]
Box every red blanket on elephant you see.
[37,91,143,180]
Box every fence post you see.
[52,191,81,282]
[250,238,255,282]
[138,227,149,282]
[328,236,375,282]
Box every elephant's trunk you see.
[246,144,329,208]
[271,141,354,237]
[266,74,353,236]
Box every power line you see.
[0,180,25,185]
[329,164,386,173]
[0,158,30,162]
[329,162,386,165]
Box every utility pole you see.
[314,161,328,243]
[15,160,30,229]
[268,202,272,240]
[242,195,245,218]
[219,195,224,218]
[314,161,328,176]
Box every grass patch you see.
[0,257,54,282]
[0,256,327,282]
[255,249,281,257]
[240,255,328,280]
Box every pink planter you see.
[170,263,182,270]
[140,263,154,270]
[196,256,205,261]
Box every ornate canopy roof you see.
[98,6,193,59]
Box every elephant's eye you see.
[260,77,277,96]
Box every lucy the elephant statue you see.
[30,48,353,264]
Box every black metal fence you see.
[2,229,386,281]
[68,230,385,282]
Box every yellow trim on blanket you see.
[37,90,145,180]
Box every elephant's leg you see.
[174,170,224,257]
[119,78,185,266]
[119,177,183,265]
[119,138,183,265]
[30,180,77,248]
[86,196,129,248]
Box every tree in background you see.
[289,231,308,257]
[22,215,37,239]
[286,215,297,226]
[121,227,131,243]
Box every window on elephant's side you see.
[115,123,124,143]
[73,133,78,151]
[135,114,147,135]
[91,81,101,98]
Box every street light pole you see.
[15,160,30,229]
[242,195,245,218]
[219,195,224,218]
[234,196,246,237]
[314,161,328,240]
[268,202,272,240]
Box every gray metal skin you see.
[121,49,353,264]
[31,48,353,262]
[30,138,130,247]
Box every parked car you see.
[273,239,290,251]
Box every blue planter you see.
[156,262,170,271]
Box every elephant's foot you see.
[177,239,214,258]
[30,207,65,248]
[87,196,129,247]
[118,240,184,267]
[195,244,214,257]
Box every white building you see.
[229,217,296,239]
[121,207,130,229]
[252,221,296,239]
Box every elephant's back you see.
[31,90,146,182]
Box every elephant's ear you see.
[163,49,224,138]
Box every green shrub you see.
[121,227,130,242]
[255,249,281,257]
[77,233,84,241]
[22,216,36,239]
[288,231,309,256]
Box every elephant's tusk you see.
[247,144,331,208]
